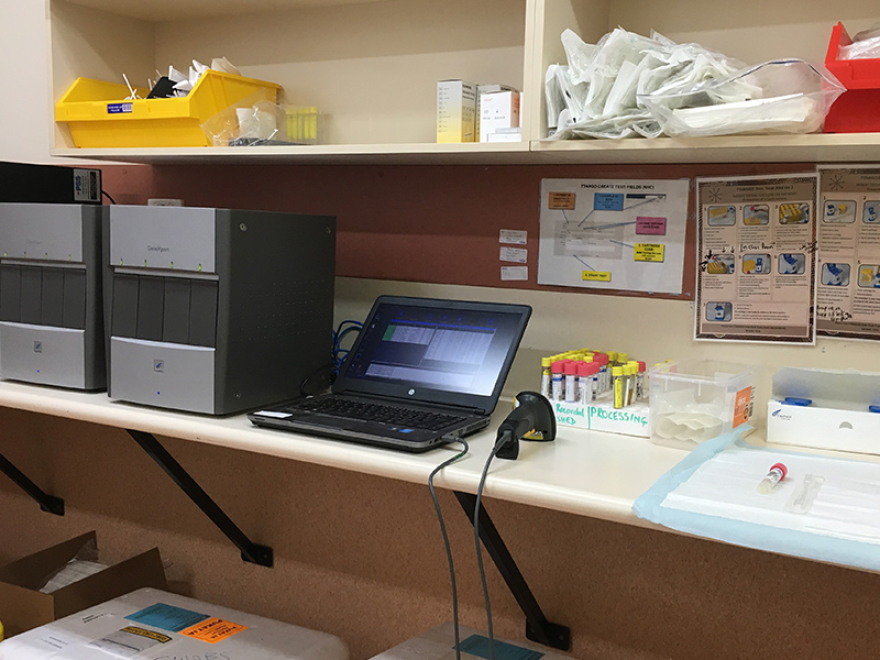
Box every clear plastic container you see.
[649,360,757,449]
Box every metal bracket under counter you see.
[0,450,65,516]
[126,429,274,568]
[455,491,571,651]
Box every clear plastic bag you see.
[639,59,845,137]
[200,89,287,146]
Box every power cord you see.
[473,433,508,660]
[101,190,116,204]
[428,438,470,660]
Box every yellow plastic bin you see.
[55,70,281,148]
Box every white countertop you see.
[0,381,689,528]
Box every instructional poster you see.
[817,166,880,340]
[695,174,817,343]
[537,178,690,294]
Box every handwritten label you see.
[500,247,527,263]
[548,192,576,209]
[636,216,667,235]
[501,266,528,281]
[634,243,665,262]
[582,271,611,282]
[181,617,248,644]
[594,193,624,211]
[499,229,527,244]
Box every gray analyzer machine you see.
[104,205,336,415]
[0,203,107,390]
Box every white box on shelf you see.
[476,84,517,140]
[437,79,476,143]
[479,90,521,142]
[767,367,880,455]
[487,128,522,142]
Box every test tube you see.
[564,361,578,403]
[757,463,787,494]
[551,361,564,401]
[636,361,646,400]
[578,361,592,404]
[540,357,552,399]
[612,366,624,409]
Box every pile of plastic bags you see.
[545,28,845,139]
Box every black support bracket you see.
[455,491,571,651]
[126,429,274,568]
[0,450,64,516]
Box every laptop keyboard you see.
[290,398,466,431]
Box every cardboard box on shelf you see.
[0,531,166,638]
[436,80,476,143]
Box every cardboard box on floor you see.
[0,531,166,638]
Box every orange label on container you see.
[733,386,752,427]
[548,192,576,209]
[180,618,247,644]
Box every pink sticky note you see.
[636,217,667,235]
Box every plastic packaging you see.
[639,59,845,137]
[650,360,757,449]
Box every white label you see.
[501,266,528,281]
[499,229,527,244]
[500,247,527,263]
[73,168,99,202]
[254,410,292,419]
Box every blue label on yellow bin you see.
[126,603,210,633]
[458,635,544,660]
[107,102,133,114]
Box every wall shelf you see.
[51,132,880,166]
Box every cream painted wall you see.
[0,0,54,163]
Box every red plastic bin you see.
[824,22,880,133]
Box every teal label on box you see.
[457,635,544,660]
[125,603,210,633]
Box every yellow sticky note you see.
[582,271,611,282]
[634,243,665,262]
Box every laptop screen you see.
[335,296,531,413]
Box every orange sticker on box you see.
[180,617,247,644]
[548,192,576,209]
[733,386,752,427]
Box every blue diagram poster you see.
[537,178,689,295]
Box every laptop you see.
[248,296,531,452]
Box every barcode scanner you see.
[494,391,556,460]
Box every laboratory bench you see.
[0,379,684,529]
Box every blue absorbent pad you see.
[633,426,880,572]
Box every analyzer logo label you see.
[154,360,164,373]
[33,341,42,353]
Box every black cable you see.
[474,433,508,660]
[298,362,335,397]
[101,190,116,204]
[428,439,470,660]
